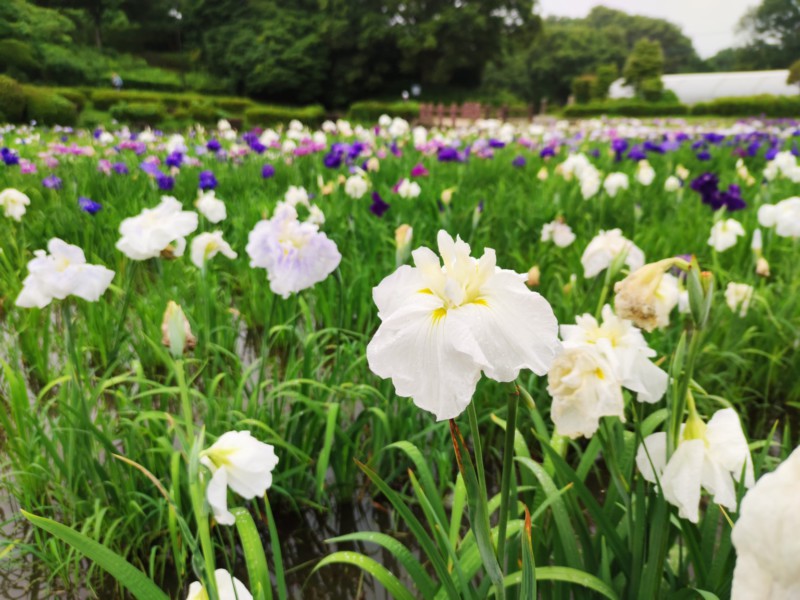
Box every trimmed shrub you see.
[91,90,168,110]
[23,88,78,126]
[119,67,184,92]
[110,102,167,125]
[0,39,40,79]
[563,100,689,118]
[691,95,800,117]
[0,75,26,122]
[244,104,326,126]
[640,77,665,102]
[348,101,420,122]
[39,45,93,86]
[78,107,112,129]
[214,97,255,115]
[593,64,618,100]
[572,76,595,104]
[174,102,219,124]
[51,88,88,111]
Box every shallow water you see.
[0,490,417,599]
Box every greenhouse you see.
[610,69,797,104]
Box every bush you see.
[174,102,220,124]
[593,64,618,100]
[563,99,689,118]
[51,87,88,111]
[245,104,326,127]
[39,44,93,86]
[788,59,800,87]
[119,67,184,92]
[0,39,40,79]
[23,87,78,126]
[691,95,800,117]
[109,102,166,125]
[640,77,665,102]
[348,101,420,122]
[77,107,112,129]
[0,75,26,122]
[214,97,255,115]
[572,76,595,104]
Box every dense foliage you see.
[1,113,799,599]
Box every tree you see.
[593,63,618,99]
[33,0,123,48]
[789,59,800,90]
[584,6,702,73]
[739,0,800,67]
[623,38,664,95]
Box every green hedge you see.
[0,75,26,122]
[215,97,256,114]
[563,100,689,117]
[109,102,167,125]
[23,87,78,126]
[348,101,420,122]
[244,104,326,126]
[691,95,800,117]
[0,39,40,80]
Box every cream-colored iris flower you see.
[367,231,560,421]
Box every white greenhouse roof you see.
[609,70,797,105]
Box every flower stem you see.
[188,435,218,600]
[175,358,194,441]
[496,384,519,568]
[466,402,487,498]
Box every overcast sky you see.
[536,0,760,58]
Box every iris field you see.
[0,116,799,599]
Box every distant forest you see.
[1,0,797,106]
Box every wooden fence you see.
[416,102,538,127]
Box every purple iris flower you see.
[156,172,174,191]
[691,140,705,150]
[438,147,460,162]
[627,146,646,161]
[488,138,506,149]
[747,141,761,156]
[589,149,600,158]
[207,138,221,152]
[78,196,102,215]
[165,151,183,168]
[540,146,556,159]
[389,141,401,157]
[697,150,711,161]
[704,133,725,144]
[93,128,103,140]
[250,141,266,154]
[261,164,275,179]
[198,170,218,191]
[512,155,527,167]
[675,132,690,142]
[691,173,746,211]
[611,138,628,162]
[113,162,129,175]
[690,173,719,198]
[42,175,62,189]
[716,184,747,211]
[1,148,19,166]
[323,151,342,168]
[140,161,161,177]
[764,146,779,160]
[369,192,390,217]
[644,140,665,153]
[410,163,429,177]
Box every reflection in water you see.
[0,493,420,600]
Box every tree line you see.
[1,0,797,107]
